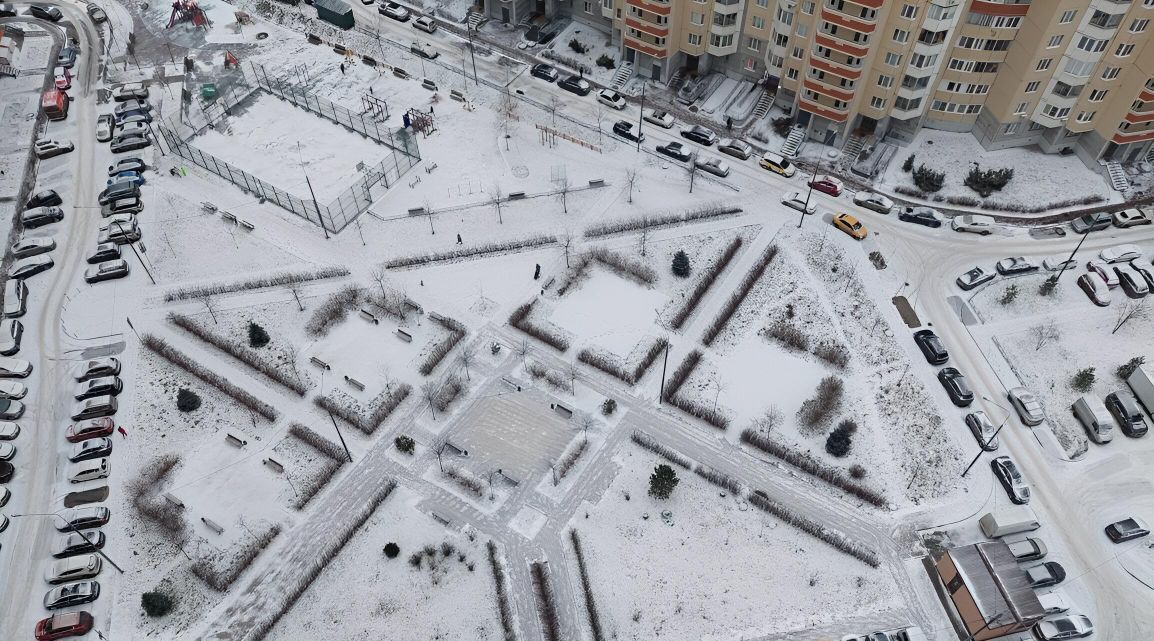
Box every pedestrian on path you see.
[456,233,462,244]
[117,426,128,438]
[340,63,346,75]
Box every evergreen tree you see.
[648,464,680,500]
[141,591,174,617]
[248,322,270,348]
[177,388,201,412]
[671,250,691,278]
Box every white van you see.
[3,279,27,318]
[1072,396,1115,444]
[44,554,102,584]
[979,505,1041,538]
[69,457,111,483]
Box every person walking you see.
[340,62,346,75]
[456,233,462,244]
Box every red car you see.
[35,611,93,640]
[808,175,844,197]
[65,418,115,443]
[54,67,71,90]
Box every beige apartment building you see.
[526,0,1154,168]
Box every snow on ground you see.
[571,447,902,640]
[451,386,575,483]
[878,129,1116,209]
[551,266,667,356]
[541,20,619,85]
[263,487,501,641]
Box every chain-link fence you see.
[159,63,420,233]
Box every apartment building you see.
[536,0,1154,167]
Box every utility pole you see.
[467,25,479,85]
[327,411,353,462]
[798,165,818,228]
[13,513,125,573]
[113,221,156,284]
[635,82,646,153]
[1056,224,1094,280]
[658,343,669,404]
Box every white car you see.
[852,191,893,214]
[379,1,410,20]
[0,442,14,460]
[96,115,114,142]
[780,191,816,215]
[0,381,27,399]
[0,422,19,440]
[717,138,753,160]
[951,214,996,235]
[1037,591,1070,615]
[1113,207,1152,228]
[1114,263,1149,297]
[1131,260,1154,289]
[0,357,32,378]
[643,110,675,129]
[1087,259,1120,288]
[34,139,73,159]
[413,15,436,32]
[1043,255,1077,271]
[409,41,438,59]
[597,89,626,110]
[1033,615,1093,641]
[694,156,730,178]
[1099,244,1143,264]
[11,237,56,259]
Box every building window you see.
[894,96,921,111]
[877,74,893,88]
[1047,35,1063,48]
[1059,9,1077,24]
[786,67,799,80]
[1116,43,1136,57]
[792,46,803,58]
[744,57,758,71]
[802,1,814,14]
[1064,58,1094,77]
[756,0,768,6]
[776,6,793,24]
[1042,104,1070,119]
[1035,59,1052,72]
[1025,81,1040,93]
[893,28,909,43]
[690,12,703,25]
[1101,66,1120,80]
[900,3,916,19]
[1014,101,1029,115]
[884,52,901,67]
[710,33,734,48]
[1131,18,1150,32]
[746,37,762,52]
[688,33,702,45]
[751,15,765,29]
[870,96,886,109]
[1051,81,1081,98]
[796,23,808,37]
[910,53,937,68]
[584,1,594,13]
[1003,123,1019,135]
[927,4,954,21]
[774,32,788,46]
[1077,36,1108,53]
[1089,89,1108,102]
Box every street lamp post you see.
[635,82,646,153]
[12,512,126,574]
[962,396,1012,478]
[798,165,818,228]
[1056,224,1094,281]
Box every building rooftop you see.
[951,541,1045,626]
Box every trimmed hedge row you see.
[577,337,668,386]
[164,266,349,302]
[583,204,741,238]
[585,247,657,285]
[288,422,346,462]
[702,245,779,346]
[418,314,467,376]
[315,384,412,435]
[693,463,742,495]
[305,285,362,338]
[443,464,484,498]
[569,530,605,641]
[486,541,517,641]
[530,561,562,641]
[630,431,691,469]
[169,313,307,395]
[192,523,283,591]
[385,235,557,269]
[554,438,589,485]
[142,334,278,421]
[509,301,570,352]
[740,428,886,507]
[746,491,880,568]
[126,454,184,534]
[669,237,743,330]
[661,349,729,430]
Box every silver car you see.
[965,411,999,451]
[717,138,753,160]
[1008,387,1045,426]
[694,156,730,177]
[852,191,894,214]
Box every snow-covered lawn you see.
[571,447,902,640]
[551,266,667,357]
[541,21,619,85]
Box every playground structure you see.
[404,107,435,136]
[168,0,212,29]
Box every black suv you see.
[27,189,62,208]
[530,64,559,82]
[937,367,974,407]
[613,121,644,143]
[1105,390,1149,437]
[913,329,948,365]
[29,4,63,20]
[558,75,592,96]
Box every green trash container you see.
[201,83,217,100]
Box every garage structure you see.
[313,0,353,30]
[933,541,1045,640]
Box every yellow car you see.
[758,152,797,177]
[833,213,868,240]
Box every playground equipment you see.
[167,0,211,29]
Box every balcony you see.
[804,76,856,101]
[625,0,671,15]
[891,98,925,120]
[1112,129,1154,144]
[820,7,876,34]
[626,17,669,37]
[809,55,862,79]
[815,32,868,57]
[799,97,850,122]
[970,0,1030,16]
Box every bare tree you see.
[1113,300,1149,335]
[432,437,448,472]
[378,364,395,393]
[422,382,440,421]
[424,199,436,235]
[548,96,561,125]
[561,230,573,267]
[686,153,700,193]
[750,405,784,433]
[514,339,531,362]
[287,281,305,311]
[565,363,580,392]
[199,294,219,324]
[593,103,606,145]
[638,228,649,257]
[492,182,504,224]
[1029,321,1061,351]
[711,377,726,413]
[555,174,571,214]
[577,412,596,440]
[457,347,475,381]
[283,344,303,385]
[370,264,389,298]
[498,88,518,151]
[624,168,638,204]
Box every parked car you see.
[101,196,142,218]
[12,237,56,259]
[87,3,107,22]
[56,46,77,68]
[69,457,111,483]
[34,612,94,641]
[409,41,438,59]
[996,257,1039,276]
[656,141,692,162]
[115,122,150,139]
[1101,244,1143,264]
[29,4,64,21]
[57,507,111,531]
[832,212,867,240]
[379,1,409,19]
[115,110,152,125]
[111,134,151,153]
[53,67,71,90]
[96,114,114,142]
[643,109,675,129]
[717,138,753,160]
[937,367,974,406]
[952,214,996,235]
[966,411,1000,451]
[107,171,146,188]
[112,84,149,102]
[65,418,116,442]
[695,156,730,177]
[1072,395,1116,443]
[44,581,100,609]
[1132,260,1154,290]
[530,63,559,82]
[558,75,592,96]
[0,459,12,481]
[10,255,55,280]
[808,175,843,196]
[780,191,816,215]
[1008,387,1045,426]
[108,157,146,175]
[0,442,14,460]
[34,139,73,159]
[0,356,32,378]
[1007,537,1046,562]
[0,3,17,17]
[1087,259,1120,288]
[75,376,123,401]
[21,206,64,229]
[0,380,27,399]
[758,152,796,177]
[99,214,138,234]
[0,485,7,506]
[75,357,121,382]
[0,319,22,356]
[4,279,27,319]
[852,191,893,214]
[0,422,19,439]
[1105,517,1150,542]
[913,329,948,364]
[1113,207,1152,228]
[612,120,643,142]
[71,396,117,421]
[27,189,62,208]
[897,206,943,228]
[1025,561,1066,588]
[681,125,718,146]
[413,15,437,32]
[597,89,626,110]
[0,399,23,420]
[87,243,122,264]
[46,554,103,583]
[1032,615,1092,640]
[1043,255,1077,271]
[52,531,106,558]
[1105,390,1149,437]
[1115,263,1150,298]
[1071,211,1111,233]
[956,266,994,290]
[69,437,113,463]
[97,182,139,205]
[991,455,1031,504]
[98,222,141,245]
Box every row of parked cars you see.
[1076,244,1153,306]
[96,85,154,154]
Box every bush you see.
[672,250,690,277]
[418,314,467,376]
[702,245,779,345]
[163,266,348,302]
[569,38,588,53]
[316,384,412,435]
[999,284,1019,305]
[740,429,886,506]
[814,342,850,370]
[964,165,1014,198]
[902,154,915,172]
[386,235,557,269]
[487,541,517,641]
[601,398,617,416]
[746,491,879,567]
[288,422,346,461]
[767,321,809,352]
[772,116,793,137]
[868,251,887,270]
[849,464,867,479]
[509,301,570,352]
[577,337,668,386]
[1039,275,1059,297]
[141,591,174,617]
[177,388,201,412]
[648,463,679,499]
[631,431,692,469]
[554,438,589,484]
[247,322,270,348]
[569,531,606,641]
[384,542,400,558]
[595,53,614,69]
[583,203,740,238]
[912,164,945,192]
[825,420,856,457]
[1071,367,1096,392]
[305,285,362,338]
[531,562,562,641]
[797,376,844,429]
[395,434,415,454]
[1118,356,1146,380]
[669,237,743,329]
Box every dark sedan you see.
[530,63,559,82]
[898,207,943,228]
[680,125,718,146]
[913,329,948,365]
[656,142,692,162]
[558,75,592,96]
[937,367,974,406]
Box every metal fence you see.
[159,64,420,233]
